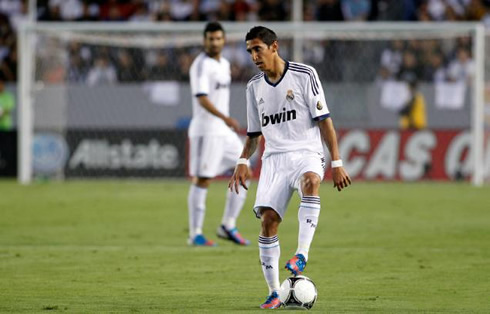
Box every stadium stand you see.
[0,0,489,84]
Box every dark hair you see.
[204,22,225,38]
[245,26,277,46]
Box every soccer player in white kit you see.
[187,22,251,247]
[229,26,351,309]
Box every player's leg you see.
[286,153,324,275]
[187,176,216,246]
[216,132,251,245]
[258,207,282,309]
[187,136,223,246]
[254,154,293,309]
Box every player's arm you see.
[228,134,261,193]
[318,117,351,191]
[196,95,240,132]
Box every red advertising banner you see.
[246,129,489,182]
[325,129,488,181]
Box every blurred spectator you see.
[483,6,490,27]
[147,51,175,80]
[0,13,16,52]
[151,2,173,21]
[303,2,316,20]
[316,0,344,21]
[51,0,84,21]
[86,56,117,86]
[170,0,197,21]
[403,0,419,20]
[129,2,152,22]
[416,0,432,20]
[397,51,423,82]
[422,52,446,82]
[258,0,288,21]
[7,0,28,31]
[398,76,427,130]
[66,54,88,82]
[200,0,221,18]
[99,0,135,21]
[176,50,193,81]
[465,0,487,20]
[39,3,62,21]
[0,0,22,17]
[446,47,474,83]
[116,49,144,82]
[341,0,371,21]
[380,40,404,79]
[446,0,471,18]
[0,80,15,131]
[77,2,100,21]
[0,48,17,81]
[426,0,447,20]
[231,0,257,21]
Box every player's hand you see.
[332,167,351,192]
[228,164,249,194]
[224,117,240,133]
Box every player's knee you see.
[301,173,321,195]
[194,177,211,188]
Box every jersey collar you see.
[264,61,289,87]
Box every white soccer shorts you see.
[253,151,325,220]
[189,132,243,178]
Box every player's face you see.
[246,38,276,72]
[204,30,225,57]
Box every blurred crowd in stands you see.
[0,0,489,84]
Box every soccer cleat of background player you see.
[216,225,250,246]
[228,26,351,308]
[260,291,282,309]
[186,22,252,247]
[285,253,306,276]
[188,234,216,247]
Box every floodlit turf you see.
[0,179,489,313]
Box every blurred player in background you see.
[229,26,351,309]
[187,22,251,247]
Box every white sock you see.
[221,180,248,229]
[295,196,321,261]
[187,184,208,239]
[259,235,281,294]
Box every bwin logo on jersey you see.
[262,108,297,127]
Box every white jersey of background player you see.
[187,22,251,247]
[229,26,351,309]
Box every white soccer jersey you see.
[189,52,232,137]
[246,61,330,157]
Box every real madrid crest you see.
[317,101,323,110]
[286,90,294,101]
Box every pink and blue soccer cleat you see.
[188,234,217,247]
[260,291,281,309]
[285,253,306,276]
[216,225,250,246]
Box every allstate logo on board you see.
[33,133,68,174]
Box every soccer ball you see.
[279,275,317,310]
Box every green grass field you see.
[1,180,489,313]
